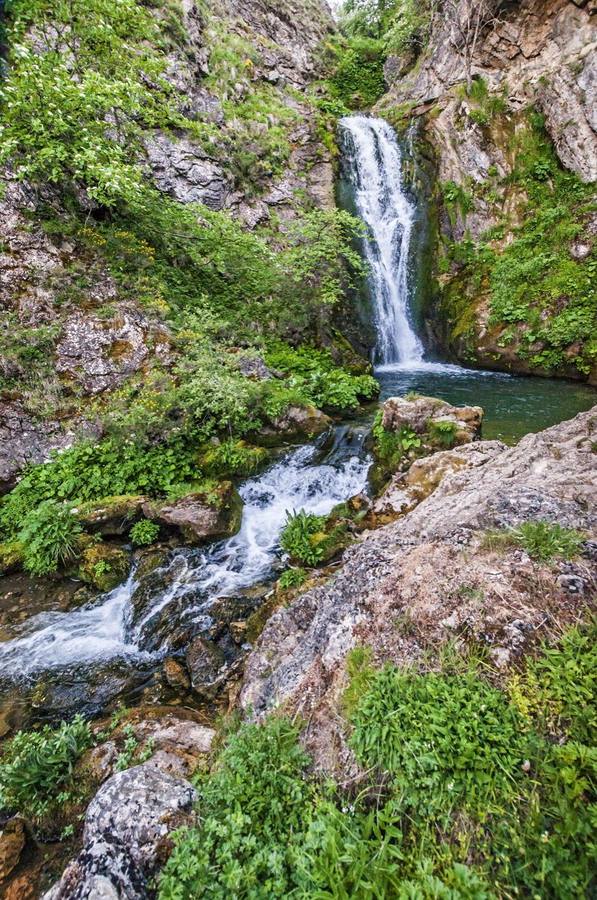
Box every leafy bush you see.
[328,36,386,110]
[428,418,458,448]
[18,499,83,575]
[280,511,329,567]
[159,719,313,899]
[278,567,308,590]
[371,411,421,470]
[0,715,93,822]
[130,520,160,547]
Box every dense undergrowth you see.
[152,622,596,898]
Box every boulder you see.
[142,483,242,545]
[254,404,332,447]
[43,765,197,900]
[381,396,483,442]
[185,636,227,699]
[75,496,147,537]
[77,543,131,593]
[0,817,26,881]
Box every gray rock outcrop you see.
[43,765,197,900]
[241,407,597,773]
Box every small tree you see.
[442,0,505,93]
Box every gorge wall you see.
[378,0,597,382]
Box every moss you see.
[0,541,24,575]
[434,109,596,378]
[77,542,131,592]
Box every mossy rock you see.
[142,482,242,545]
[75,495,147,537]
[77,542,131,592]
[0,541,24,576]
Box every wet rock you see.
[254,404,332,447]
[185,636,227,699]
[163,658,191,692]
[75,496,147,537]
[43,765,197,900]
[0,817,26,881]
[142,483,242,545]
[77,543,131,592]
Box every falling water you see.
[0,428,371,680]
[339,115,424,366]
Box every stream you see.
[1,115,595,722]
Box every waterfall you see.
[339,115,424,367]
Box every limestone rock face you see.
[241,407,597,773]
[56,310,170,395]
[387,0,596,182]
[43,765,197,900]
[0,399,98,494]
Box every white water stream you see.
[1,116,443,687]
[0,431,371,679]
[340,115,424,366]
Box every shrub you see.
[280,511,329,567]
[428,418,458,448]
[130,520,160,547]
[278,567,308,590]
[372,411,421,470]
[18,499,83,575]
[0,715,93,822]
[158,718,313,899]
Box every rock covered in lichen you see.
[43,765,197,900]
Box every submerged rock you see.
[43,765,197,900]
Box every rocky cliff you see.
[379,0,596,381]
[0,0,338,495]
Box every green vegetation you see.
[439,110,597,376]
[484,520,585,562]
[280,511,332,567]
[371,410,421,471]
[428,418,458,448]
[0,715,93,823]
[159,623,596,898]
[130,520,161,547]
[18,499,83,576]
[278,567,309,590]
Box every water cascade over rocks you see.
[339,115,424,367]
[0,428,371,684]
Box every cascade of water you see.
[339,115,424,367]
[0,429,371,679]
